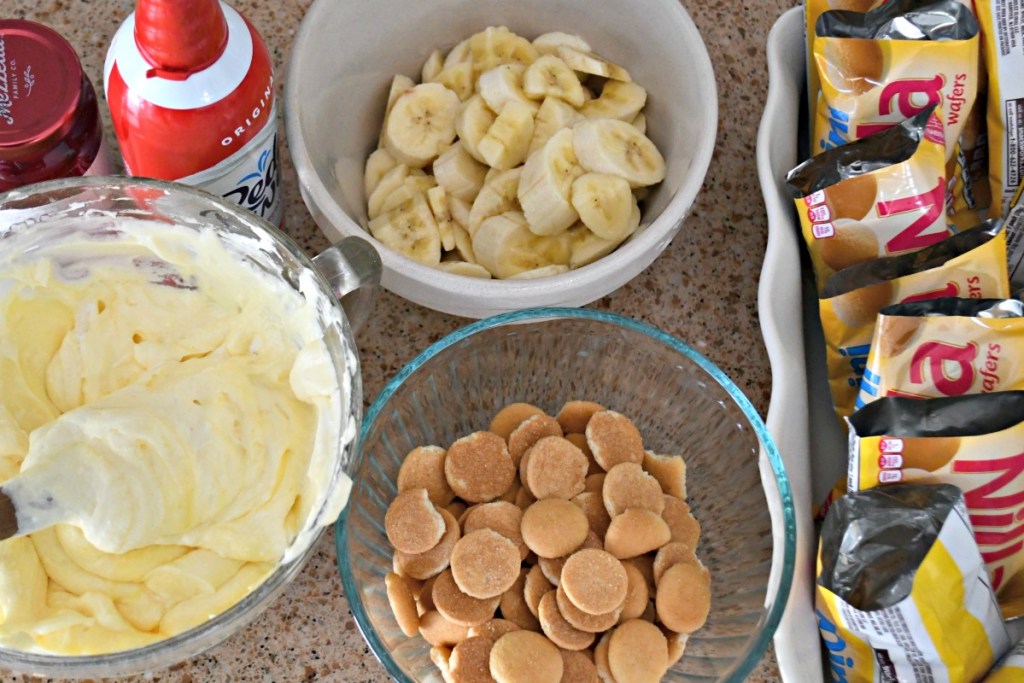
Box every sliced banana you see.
[444,38,473,69]
[469,26,539,72]
[484,166,502,184]
[455,95,497,165]
[430,61,475,101]
[631,112,647,135]
[364,148,398,199]
[507,264,570,279]
[532,32,592,55]
[379,74,415,145]
[421,49,444,82]
[570,172,637,241]
[472,211,571,279]
[572,118,665,188]
[568,223,623,269]
[368,193,442,266]
[518,128,582,236]
[383,83,461,168]
[379,175,437,216]
[477,100,535,171]
[453,222,478,263]
[580,81,647,121]
[477,64,539,114]
[433,142,488,203]
[449,195,472,229]
[468,167,521,235]
[522,56,585,107]
[529,97,585,156]
[556,45,631,82]
[437,261,492,278]
[367,164,410,219]
[427,185,457,251]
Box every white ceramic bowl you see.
[285,0,717,318]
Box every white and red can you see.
[104,0,282,225]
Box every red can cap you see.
[0,20,84,162]
[134,0,229,79]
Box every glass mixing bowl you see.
[337,308,796,682]
[0,177,380,678]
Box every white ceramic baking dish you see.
[757,8,1024,682]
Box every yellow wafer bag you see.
[816,483,1010,682]
[849,391,1024,618]
[984,637,1024,681]
[1006,183,1024,287]
[788,108,951,293]
[856,297,1024,409]
[812,0,979,160]
[820,221,1009,420]
[975,0,1024,218]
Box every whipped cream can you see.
[104,0,282,225]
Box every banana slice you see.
[379,175,437,216]
[529,97,585,156]
[631,112,647,135]
[368,193,442,266]
[568,223,623,269]
[455,95,497,165]
[449,195,472,230]
[364,148,398,199]
[453,222,478,263]
[572,119,665,188]
[426,185,457,252]
[556,45,631,82]
[472,211,571,279]
[570,172,637,241]
[422,49,444,83]
[518,128,582,236]
[429,62,475,101]
[437,261,492,278]
[580,81,647,121]
[444,38,473,69]
[470,26,539,72]
[468,167,522,235]
[367,164,410,219]
[379,74,415,145]
[522,56,585,107]
[477,100,535,171]
[477,64,539,114]
[383,83,460,168]
[507,264,570,279]
[433,142,488,203]
[532,32,592,55]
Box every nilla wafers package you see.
[787,108,951,293]
[819,221,1009,420]
[816,483,1009,682]
[811,0,979,162]
[856,297,1024,410]
[985,637,1024,682]
[849,391,1024,617]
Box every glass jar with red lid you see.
[0,19,112,192]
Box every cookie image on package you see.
[822,38,885,95]
[825,173,878,222]
[899,436,961,473]
[821,219,880,272]
[830,280,893,327]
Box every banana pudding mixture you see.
[0,220,348,654]
[364,27,666,278]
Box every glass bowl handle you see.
[313,236,381,333]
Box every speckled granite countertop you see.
[4,0,797,680]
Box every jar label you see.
[175,102,282,226]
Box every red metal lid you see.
[0,19,84,162]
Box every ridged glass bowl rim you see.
[337,307,797,683]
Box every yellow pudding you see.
[0,221,350,654]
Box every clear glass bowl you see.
[337,308,796,682]
[0,177,377,678]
